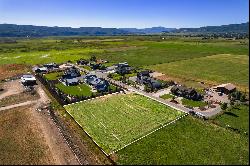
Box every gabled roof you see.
[216,83,236,91]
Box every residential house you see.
[214,83,236,94]
[85,74,109,92]
[171,85,202,101]
[33,66,48,73]
[137,71,162,90]
[77,59,89,65]
[43,63,59,70]
[61,67,81,86]
[21,74,37,86]
[115,62,132,75]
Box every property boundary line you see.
[63,90,124,107]
[64,109,110,157]
[109,113,189,155]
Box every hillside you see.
[174,22,249,33]
[0,24,130,37]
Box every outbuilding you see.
[215,83,236,94]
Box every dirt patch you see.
[0,91,39,107]
[0,80,24,100]
[0,106,55,165]
[0,64,30,80]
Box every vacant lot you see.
[55,83,92,97]
[116,116,249,165]
[64,93,184,153]
[0,64,30,80]
[150,54,249,90]
[212,104,249,134]
[0,106,54,164]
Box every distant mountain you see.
[120,27,176,34]
[173,22,249,33]
[0,22,248,37]
[0,24,131,37]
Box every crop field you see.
[150,54,249,90]
[55,83,92,97]
[64,93,184,154]
[116,116,249,165]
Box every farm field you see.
[211,104,249,134]
[64,93,184,154]
[55,83,92,97]
[116,116,249,165]
[149,54,249,90]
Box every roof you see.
[216,83,236,91]
[66,78,78,84]
[21,75,36,81]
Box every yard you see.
[116,116,249,165]
[211,104,249,134]
[55,83,92,97]
[160,93,174,100]
[64,93,184,153]
[181,98,207,108]
[44,72,63,81]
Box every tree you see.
[221,102,228,110]
[90,55,97,62]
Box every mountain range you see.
[0,22,248,37]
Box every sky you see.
[0,0,249,28]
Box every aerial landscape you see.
[0,0,249,165]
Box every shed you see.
[216,83,236,94]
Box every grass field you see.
[55,83,92,97]
[44,72,63,80]
[150,54,249,90]
[212,104,249,134]
[0,106,53,164]
[181,98,207,108]
[159,94,174,100]
[64,93,184,153]
[116,116,249,165]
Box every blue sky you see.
[0,0,248,28]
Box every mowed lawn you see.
[116,116,249,165]
[55,83,92,97]
[64,93,184,153]
[150,54,249,90]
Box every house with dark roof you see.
[215,83,236,94]
[137,71,162,90]
[77,59,89,65]
[115,62,132,75]
[61,67,81,86]
[85,74,109,92]
[62,67,81,79]
[43,63,59,70]
[171,85,203,101]
[21,74,37,86]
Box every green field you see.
[159,94,174,100]
[116,116,249,165]
[150,54,249,90]
[212,104,249,134]
[55,83,92,97]
[181,98,207,108]
[64,93,184,153]
[44,72,63,80]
